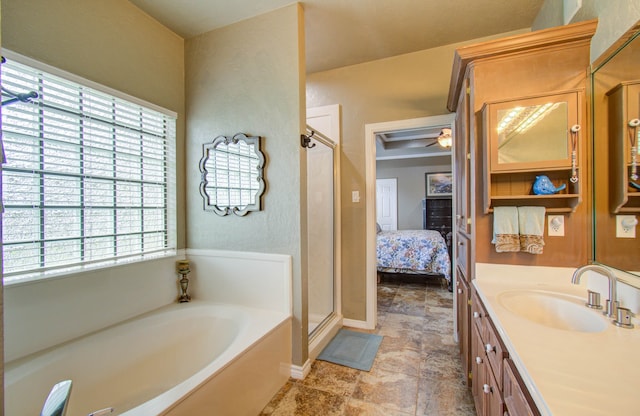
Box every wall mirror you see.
[199,133,265,216]
[592,22,640,279]
[484,91,579,172]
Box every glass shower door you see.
[307,134,335,336]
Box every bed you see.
[376,229,451,289]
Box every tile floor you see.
[260,275,476,415]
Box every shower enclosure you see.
[305,128,336,336]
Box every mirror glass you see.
[593,26,640,277]
[496,102,569,164]
[199,133,265,216]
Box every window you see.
[1,55,177,283]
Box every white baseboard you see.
[342,318,374,330]
[290,359,312,380]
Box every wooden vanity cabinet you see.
[504,358,540,416]
[481,90,584,214]
[471,290,540,416]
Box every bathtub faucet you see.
[176,259,192,303]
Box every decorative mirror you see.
[199,133,265,216]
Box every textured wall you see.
[184,4,307,364]
[533,0,640,63]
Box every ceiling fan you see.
[425,128,452,148]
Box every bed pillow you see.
[376,223,382,233]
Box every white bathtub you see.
[5,301,292,416]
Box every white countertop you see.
[474,263,640,416]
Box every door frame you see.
[364,114,455,329]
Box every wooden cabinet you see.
[503,358,540,416]
[456,270,471,386]
[471,290,539,416]
[423,197,453,237]
[481,90,584,214]
[607,81,640,213]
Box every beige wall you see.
[1,0,187,248]
[533,0,640,63]
[307,29,527,320]
[184,4,308,365]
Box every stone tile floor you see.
[260,275,476,415]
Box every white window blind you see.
[1,58,177,281]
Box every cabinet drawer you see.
[485,318,508,391]
[504,359,540,416]
[471,290,488,340]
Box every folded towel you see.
[518,206,546,254]
[492,206,520,252]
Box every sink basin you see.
[497,290,608,333]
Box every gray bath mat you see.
[317,329,383,371]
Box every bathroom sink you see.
[496,290,608,333]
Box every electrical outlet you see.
[548,215,565,236]
[616,215,637,238]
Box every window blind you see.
[1,58,177,280]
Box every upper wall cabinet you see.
[607,80,640,213]
[484,91,580,172]
[481,90,583,214]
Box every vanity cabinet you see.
[447,19,596,413]
[471,290,540,416]
[607,80,640,213]
[481,90,584,214]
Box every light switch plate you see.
[548,215,565,236]
[616,215,637,238]
[352,190,360,203]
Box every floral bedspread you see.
[376,230,451,281]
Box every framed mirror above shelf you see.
[607,80,640,213]
[481,90,584,215]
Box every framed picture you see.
[425,172,452,197]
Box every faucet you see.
[572,264,618,318]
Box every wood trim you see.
[447,19,598,111]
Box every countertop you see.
[474,263,640,416]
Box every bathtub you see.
[5,300,292,416]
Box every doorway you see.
[364,114,456,329]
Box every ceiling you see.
[128,0,544,163]
[129,0,544,74]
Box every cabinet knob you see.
[458,241,464,246]
[485,343,495,353]
[475,356,483,364]
[483,384,492,394]
[473,311,481,318]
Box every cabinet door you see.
[456,271,471,386]
[503,359,540,416]
[471,323,485,414]
[455,77,472,235]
